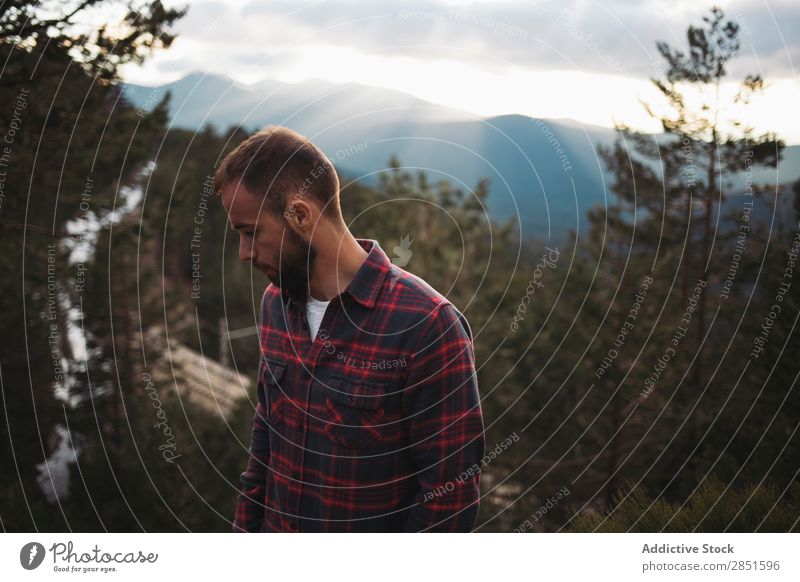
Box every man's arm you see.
[233,353,271,532]
[402,302,486,532]
[233,292,272,533]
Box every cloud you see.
[203,0,799,78]
[120,0,799,142]
[146,0,799,87]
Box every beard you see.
[269,224,317,303]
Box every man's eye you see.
[242,231,254,238]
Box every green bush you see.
[569,475,800,532]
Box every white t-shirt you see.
[306,295,331,341]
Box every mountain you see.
[122,72,800,243]
[124,71,471,130]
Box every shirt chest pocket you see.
[323,375,402,451]
[258,357,288,430]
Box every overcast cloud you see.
[158,0,799,80]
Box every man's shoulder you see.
[381,265,471,338]
[382,263,449,311]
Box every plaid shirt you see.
[233,238,485,532]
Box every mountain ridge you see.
[122,72,800,242]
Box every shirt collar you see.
[281,238,390,309]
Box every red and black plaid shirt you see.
[233,238,485,532]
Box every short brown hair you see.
[214,125,340,220]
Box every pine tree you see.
[0,0,184,531]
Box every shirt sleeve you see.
[402,302,485,532]
[232,354,270,532]
[233,294,272,533]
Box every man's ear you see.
[284,199,317,231]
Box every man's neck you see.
[308,230,368,301]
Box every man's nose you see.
[239,236,254,262]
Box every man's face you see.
[219,183,317,301]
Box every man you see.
[214,125,485,532]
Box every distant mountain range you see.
[122,72,800,243]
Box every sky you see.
[117,0,800,142]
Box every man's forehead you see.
[221,182,258,205]
[221,184,276,228]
